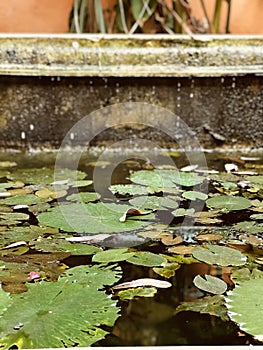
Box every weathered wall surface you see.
[0,75,262,150]
[0,35,262,150]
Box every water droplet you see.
[21,131,26,139]
[29,124,34,131]
[190,93,194,98]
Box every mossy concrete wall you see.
[0,34,262,150]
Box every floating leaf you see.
[69,180,93,188]
[161,235,183,246]
[35,188,66,199]
[117,287,157,300]
[193,274,227,295]
[112,278,171,290]
[126,251,166,267]
[1,194,45,206]
[130,170,176,188]
[92,248,135,263]
[175,295,228,321]
[172,172,205,187]
[129,195,179,211]
[182,191,208,201]
[30,238,102,255]
[193,245,247,266]
[9,168,86,185]
[109,184,156,196]
[168,245,195,255]
[119,207,153,222]
[206,195,251,212]
[194,234,223,242]
[0,264,122,347]
[153,262,180,278]
[66,192,101,203]
[250,213,263,220]
[232,221,263,234]
[172,208,195,217]
[38,202,154,234]
[225,277,263,341]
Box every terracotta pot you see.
[0,0,74,33]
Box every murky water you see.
[0,149,262,347]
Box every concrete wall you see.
[0,35,262,150]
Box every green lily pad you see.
[172,172,205,187]
[92,248,135,263]
[66,192,101,203]
[0,264,122,348]
[31,238,102,255]
[232,221,263,234]
[193,274,227,295]
[225,277,263,341]
[37,202,154,234]
[0,212,29,222]
[175,295,228,321]
[126,251,166,267]
[9,168,86,185]
[1,194,45,206]
[172,208,195,217]
[250,213,263,220]
[182,191,208,201]
[130,170,176,188]
[130,170,204,188]
[206,195,251,212]
[153,262,180,278]
[117,287,157,300]
[109,184,157,196]
[69,180,93,188]
[246,175,263,185]
[129,195,179,211]
[193,245,247,266]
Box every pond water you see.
[0,149,262,348]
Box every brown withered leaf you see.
[168,245,195,255]
[119,208,153,222]
[161,235,183,246]
[195,234,223,242]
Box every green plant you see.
[69,0,232,34]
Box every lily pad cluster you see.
[0,154,262,346]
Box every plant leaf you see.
[117,287,157,300]
[225,277,263,341]
[37,202,154,234]
[206,195,251,212]
[175,295,228,321]
[0,264,122,348]
[193,274,227,295]
[126,251,166,267]
[192,245,247,266]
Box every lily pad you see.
[153,262,180,278]
[175,295,228,321]
[66,192,101,203]
[225,277,263,341]
[182,191,208,201]
[117,287,157,300]
[1,194,45,206]
[126,251,166,267]
[9,168,86,185]
[92,248,135,263]
[109,184,157,196]
[193,245,247,266]
[206,195,251,212]
[172,208,195,217]
[0,264,122,348]
[37,202,154,234]
[193,274,227,295]
[130,170,176,188]
[232,221,263,234]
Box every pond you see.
[0,148,262,348]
